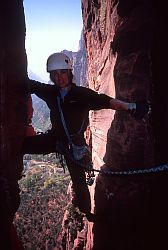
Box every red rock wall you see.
[0,0,27,248]
[81,1,168,249]
[82,0,154,170]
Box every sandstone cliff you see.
[0,1,168,249]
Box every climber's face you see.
[52,69,70,89]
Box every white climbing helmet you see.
[46,52,72,72]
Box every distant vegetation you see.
[14,155,70,249]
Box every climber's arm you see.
[27,79,57,101]
[76,87,150,119]
[109,98,150,119]
[109,98,130,111]
[28,79,48,94]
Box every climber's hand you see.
[128,102,151,119]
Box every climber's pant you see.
[65,157,91,214]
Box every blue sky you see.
[24,0,83,81]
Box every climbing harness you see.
[58,148,95,186]
[57,96,87,160]
[57,96,95,185]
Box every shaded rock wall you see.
[0,0,27,177]
[81,0,168,249]
[82,0,154,170]
[0,0,27,248]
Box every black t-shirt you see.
[29,80,112,136]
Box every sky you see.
[23,0,83,81]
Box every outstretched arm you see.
[27,79,58,101]
[80,87,150,119]
[28,79,48,94]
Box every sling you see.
[57,96,87,160]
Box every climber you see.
[22,52,150,220]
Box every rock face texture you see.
[0,0,27,248]
[80,0,167,249]
[1,0,168,249]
